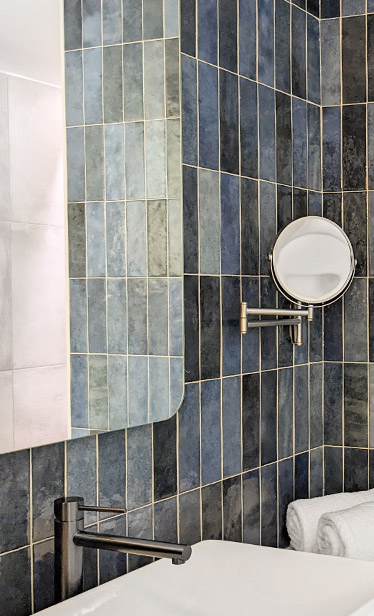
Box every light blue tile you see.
[83,0,102,47]
[149,357,169,422]
[70,279,88,352]
[67,436,97,524]
[146,120,166,198]
[148,278,169,355]
[126,201,147,276]
[103,0,122,44]
[105,124,124,201]
[123,43,144,121]
[125,123,145,199]
[170,357,184,413]
[126,425,152,508]
[103,45,123,123]
[167,120,181,199]
[89,355,108,431]
[67,128,85,201]
[199,169,220,274]
[165,0,179,37]
[107,279,127,354]
[108,356,127,430]
[86,202,106,277]
[71,355,88,428]
[106,202,126,276]
[72,429,90,438]
[143,0,163,40]
[168,199,183,276]
[123,0,142,42]
[147,200,167,276]
[144,41,165,120]
[85,125,105,201]
[88,279,107,353]
[83,48,103,124]
[127,278,147,354]
[65,51,83,126]
[169,278,183,356]
[128,357,148,426]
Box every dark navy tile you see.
[201,379,222,484]
[261,370,277,465]
[259,85,275,182]
[369,16,374,100]
[321,0,340,18]
[292,98,307,188]
[219,0,237,72]
[184,275,199,382]
[33,540,54,612]
[259,181,276,274]
[309,306,323,362]
[308,0,319,16]
[222,377,241,477]
[258,0,274,87]
[200,276,221,379]
[198,0,217,64]
[344,191,367,276]
[275,0,290,93]
[343,104,366,190]
[220,70,239,174]
[154,498,178,543]
[241,277,260,373]
[295,365,309,454]
[182,56,197,166]
[127,507,153,571]
[292,6,306,99]
[324,362,343,445]
[307,15,320,104]
[308,191,322,216]
[344,448,368,492]
[126,425,152,509]
[0,549,31,616]
[323,107,341,192]
[179,490,201,545]
[32,443,64,542]
[98,431,126,511]
[278,367,293,459]
[153,416,177,501]
[223,476,242,542]
[310,363,323,448]
[308,103,321,191]
[202,482,222,540]
[277,184,292,232]
[260,276,277,371]
[179,383,200,492]
[324,298,343,362]
[222,277,241,376]
[278,457,293,548]
[344,278,368,362]
[199,62,219,170]
[241,178,259,274]
[370,280,374,361]
[370,0,374,14]
[242,373,260,470]
[344,363,368,448]
[181,0,196,55]
[221,173,240,274]
[324,446,343,495]
[99,516,127,583]
[295,452,309,499]
[310,447,324,498]
[243,470,260,545]
[261,463,277,547]
[0,449,30,552]
[321,19,341,106]
[276,92,292,186]
[240,79,258,178]
[370,450,374,488]
[293,187,307,220]
[183,166,198,273]
[369,107,374,189]
[64,0,82,50]
[342,16,366,104]
[239,0,256,80]
[342,0,365,14]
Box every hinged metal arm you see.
[240,302,314,346]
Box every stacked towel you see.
[286,489,374,553]
[317,502,374,560]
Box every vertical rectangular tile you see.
[181,0,196,54]
[143,0,163,40]
[123,43,144,122]
[368,15,374,100]
[200,276,221,380]
[223,476,242,542]
[198,0,217,64]
[145,121,166,198]
[220,70,239,175]
[258,0,274,87]
[344,278,368,362]
[344,363,368,448]
[240,78,258,179]
[344,448,368,492]
[321,0,340,18]
[222,277,241,376]
[33,540,54,612]
[128,356,148,426]
[275,0,290,93]
[154,498,178,543]
[82,0,102,47]
[222,377,241,477]
[127,278,147,354]
[323,106,341,192]
[179,383,200,492]
[71,355,88,427]
[368,106,374,189]
[292,6,306,99]
[148,279,168,356]
[64,0,83,50]
[343,191,367,276]
[183,166,198,273]
[147,199,167,276]
[67,436,97,523]
[0,450,30,552]
[310,363,323,449]
[324,362,343,446]
[65,51,84,126]
[167,121,181,199]
[324,446,343,495]
[83,48,103,124]
[165,38,180,118]
[239,0,256,80]
[202,483,222,540]
[165,0,180,37]
[243,470,260,545]
[260,181,276,274]
[278,367,293,460]
[292,98,307,188]
[295,365,309,454]
[310,447,323,498]
[125,122,145,200]
[153,415,177,500]
[108,355,127,429]
[99,516,127,582]
[201,379,222,485]
[259,85,275,182]
[199,169,220,274]
[127,506,153,571]
[278,457,293,547]
[182,56,198,166]
[308,103,321,191]
[184,275,199,382]
[260,276,277,371]
[261,370,277,465]
[106,201,126,276]
[105,124,125,201]
[169,278,183,356]
[123,0,142,42]
[321,19,341,106]
[221,173,240,274]
[126,201,147,276]
[219,0,237,72]
[87,278,107,353]
[0,549,31,616]
[241,178,258,275]
[107,279,127,354]
[103,0,122,44]
[241,277,260,373]
[242,373,260,471]
[32,443,64,542]
[103,45,123,123]
[126,424,152,508]
[85,125,105,201]
[144,41,165,120]
[261,463,277,547]
[198,62,219,171]
[98,431,126,508]
[179,490,201,545]
[86,202,105,277]
[370,280,374,361]
[343,104,366,190]
[67,127,85,201]
[276,91,292,186]
[324,299,343,361]
[342,16,366,104]
[307,15,320,105]
[295,452,309,499]
[89,355,108,430]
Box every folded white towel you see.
[287,489,374,553]
[317,502,374,560]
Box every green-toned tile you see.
[127,278,148,354]
[147,199,167,276]
[86,202,106,277]
[103,0,122,44]
[83,48,102,124]
[106,201,126,276]
[165,38,180,117]
[68,202,86,277]
[148,278,169,355]
[145,120,166,198]
[127,201,147,276]
[168,199,183,276]
[65,51,83,126]
[144,40,165,120]
[125,122,145,199]
[85,125,105,201]
[167,119,181,198]
[143,0,163,40]
[89,355,108,431]
[199,169,220,274]
[123,43,143,121]
[107,279,127,354]
[103,45,123,123]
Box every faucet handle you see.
[79,504,127,514]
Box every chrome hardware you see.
[240,302,314,346]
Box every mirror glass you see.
[0,0,183,454]
[271,216,355,306]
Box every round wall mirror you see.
[270,216,355,307]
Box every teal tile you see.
[103,45,123,123]
[106,202,126,276]
[71,355,88,428]
[103,0,122,44]
[65,51,83,126]
[199,169,220,274]
[89,355,108,431]
[88,279,107,353]
[168,199,183,276]
[123,0,142,42]
[107,279,127,354]
[83,0,102,47]
[167,119,181,198]
[149,357,169,421]
[123,43,144,121]
[68,202,86,277]
[108,356,128,430]
[144,41,165,120]
[85,125,105,201]
[128,356,148,426]
[145,120,166,198]
[126,201,147,276]
[83,48,103,124]
[105,124,125,201]
[67,127,85,201]
[165,39,180,117]
[86,202,106,276]
[125,123,145,199]
[127,278,147,354]
[70,279,88,352]
[170,358,184,413]
[165,0,180,37]
[143,0,163,39]
[148,278,169,355]
[169,278,183,356]
[147,200,167,276]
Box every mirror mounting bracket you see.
[240,302,314,346]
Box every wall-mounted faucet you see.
[54,497,192,602]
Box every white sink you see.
[39,540,374,615]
